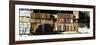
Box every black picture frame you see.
[9,1,95,44]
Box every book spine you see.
[31,13,35,19]
[54,23,58,31]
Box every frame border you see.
[9,1,95,44]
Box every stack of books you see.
[65,24,78,31]
[19,22,30,35]
[19,16,30,35]
[53,13,78,32]
[31,13,50,19]
[66,14,73,19]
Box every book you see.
[54,23,58,31]
[20,16,30,23]
[58,16,65,23]
[61,24,66,31]
[36,19,41,23]
[19,23,30,34]
[41,20,47,24]
[66,24,69,31]
[66,14,73,19]
[35,13,40,18]
[31,13,35,19]
[47,13,50,19]
[66,19,73,24]
[30,19,36,23]
[42,13,47,19]
[57,24,61,31]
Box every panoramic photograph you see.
[19,9,90,35]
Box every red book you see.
[58,18,65,23]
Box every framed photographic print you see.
[9,1,95,44]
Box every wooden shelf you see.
[31,18,50,20]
